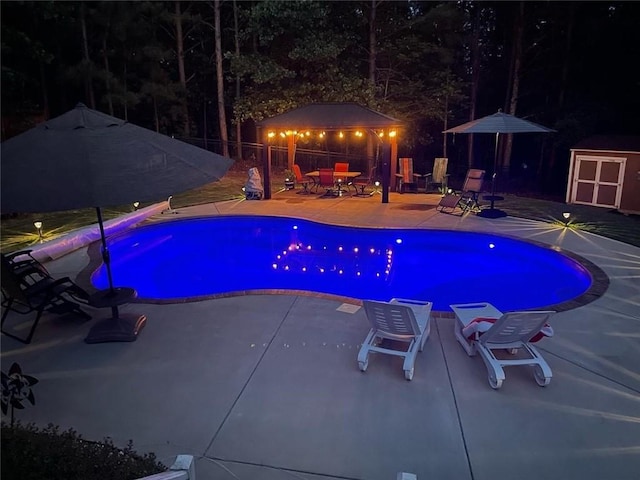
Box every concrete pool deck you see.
[1,190,639,479]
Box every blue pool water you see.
[92,215,594,311]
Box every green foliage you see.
[0,422,165,480]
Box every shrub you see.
[1,421,166,480]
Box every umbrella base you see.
[84,313,147,344]
[477,208,508,219]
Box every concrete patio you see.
[1,190,639,479]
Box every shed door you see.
[571,155,625,208]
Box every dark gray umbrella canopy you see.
[1,103,234,213]
[1,103,234,343]
[444,111,554,135]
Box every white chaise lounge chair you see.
[358,298,432,380]
[450,302,555,389]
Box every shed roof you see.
[571,135,640,153]
[256,103,402,130]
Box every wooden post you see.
[287,133,295,170]
[381,143,390,204]
[260,127,272,200]
[390,133,398,191]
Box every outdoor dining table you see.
[305,170,362,196]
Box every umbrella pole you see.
[477,132,507,218]
[84,207,147,344]
[96,207,116,295]
[490,132,498,207]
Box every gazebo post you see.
[260,127,272,200]
[287,134,295,171]
[390,133,398,192]
[381,142,390,204]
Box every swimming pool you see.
[92,215,600,311]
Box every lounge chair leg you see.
[533,365,552,386]
[1,307,44,344]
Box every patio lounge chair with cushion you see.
[358,298,433,380]
[1,257,92,344]
[437,168,485,214]
[450,302,555,389]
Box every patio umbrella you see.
[1,103,234,343]
[444,111,554,218]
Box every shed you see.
[566,135,640,214]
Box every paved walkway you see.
[2,190,639,479]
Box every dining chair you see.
[316,168,339,197]
[353,166,377,196]
[292,164,314,194]
[334,162,353,193]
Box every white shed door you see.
[571,155,625,208]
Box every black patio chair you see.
[2,249,50,279]
[437,168,485,214]
[1,257,92,344]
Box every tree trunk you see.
[175,0,190,136]
[545,3,576,182]
[366,0,378,169]
[102,35,114,116]
[467,3,482,169]
[557,2,575,111]
[233,0,243,159]
[79,2,96,109]
[214,0,229,157]
[443,86,449,158]
[503,1,525,175]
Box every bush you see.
[1,422,166,480]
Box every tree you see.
[213,0,229,157]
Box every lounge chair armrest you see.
[5,249,34,261]
[390,298,432,316]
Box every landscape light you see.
[562,212,571,227]
[33,221,43,241]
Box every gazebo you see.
[256,103,402,203]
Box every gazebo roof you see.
[256,103,402,130]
